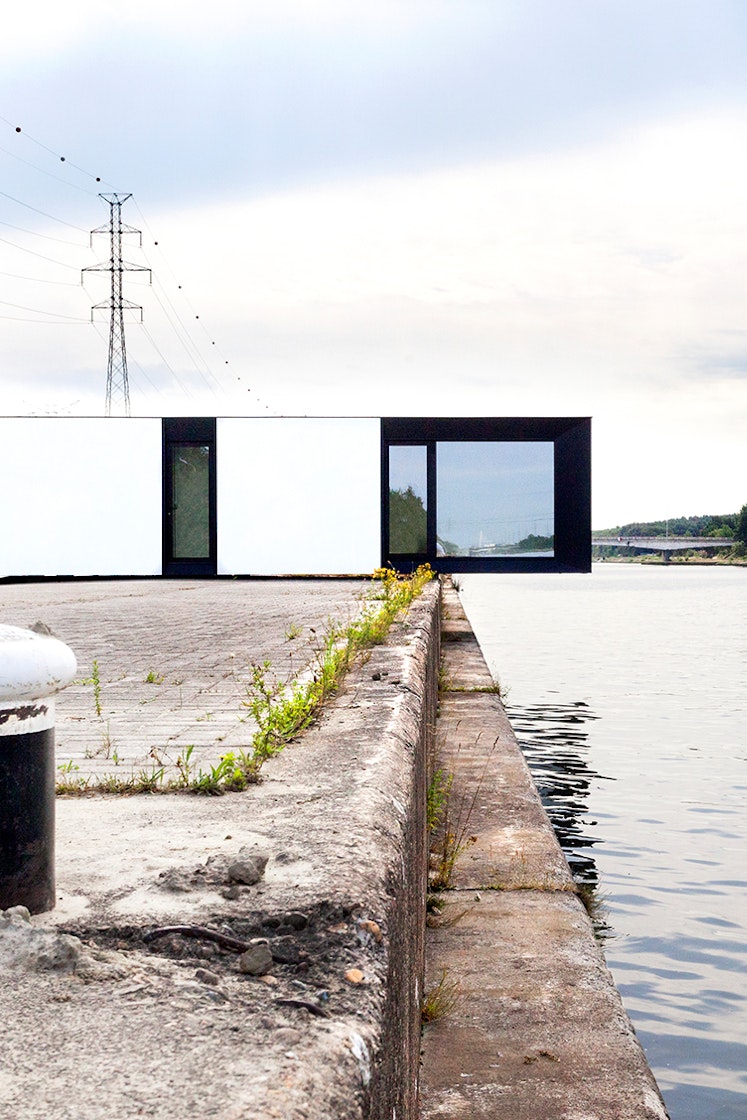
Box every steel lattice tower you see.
[83,193,151,416]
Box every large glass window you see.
[381,418,590,573]
[436,442,554,557]
[388,445,428,554]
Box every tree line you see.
[595,506,747,545]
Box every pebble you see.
[238,942,273,975]
[344,968,365,985]
[227,858,264,886]
[227,848,269,885]
[194,968,220,986]
[274,1028,301,1045]
[283,911,308,930]
[357,919,383,944]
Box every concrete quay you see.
[0,577,669,1119]
[420,583,669,1119]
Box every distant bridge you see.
[594,537,735,554]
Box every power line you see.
[1,120,278,413]
[0,117,109,189]
[0,218,87,246]
[0,269,79,286]
[0,143,103,195]
[0,233,81,269]
[0,314,86,324]
[0,188,88,231]
[0,297,87,320]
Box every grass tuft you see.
[421,969,460,1024]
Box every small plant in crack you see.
[175,744,196,787]
[426,768,452,834]
[428,736,497,891]
[575,880,613,941]
[421,968,460,1024]
[241,565,434,781]
[79,659,103,717]
[56,758,90,794]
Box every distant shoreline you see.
[594,555,747,567]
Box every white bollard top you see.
[0,625,77,704]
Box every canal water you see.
[459,564,747,1120]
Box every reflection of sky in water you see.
[437,441,553,546]
[459,565,747,1120]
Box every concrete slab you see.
[421,891,668,1120]
[435,691,574,893]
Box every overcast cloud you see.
[1,0,746,526]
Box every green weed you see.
[55,759,90,794]
[79,659,103,717]
[428,737,496,891]
[421,969,460,1024]
[426,768,452,833]
[175,744,196,787]
[241,564,433,779]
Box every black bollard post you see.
[0,625,76,914]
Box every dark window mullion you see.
[426,441,437,561]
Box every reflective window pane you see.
[171,444,210,558]
[389,445,427,553]
[436,442,554,557]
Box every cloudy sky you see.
[1,0,746,527]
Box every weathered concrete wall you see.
[366,583,440,1118]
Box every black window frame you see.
[381,417,591,573]
[162,417,217,577]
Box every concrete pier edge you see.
[420,579,670,1119]
[0,576,669,1118]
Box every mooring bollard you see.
[0,625,76,914]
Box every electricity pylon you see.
[83,193,151,416]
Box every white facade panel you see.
[0,418,162,578]
[217,418,380,575]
